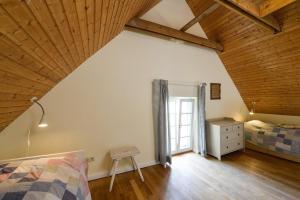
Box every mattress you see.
[245,120,300,155]
[0,151,91,200]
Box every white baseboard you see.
[88,160,158,181]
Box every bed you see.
[244,120,300,163]
[0,151,91,200]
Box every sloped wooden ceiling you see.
[186,0,300,116]
[0,0,157,131]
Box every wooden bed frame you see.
[246,141,300,164]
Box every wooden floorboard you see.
[88,150,300,200]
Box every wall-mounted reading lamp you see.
[27,97,48,154]
[249,101,256,115]
[31,97,48,128]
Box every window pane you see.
[180,125,191,137]
[170,114,176,126]
[171,139,176,152]
[180,137,188,149]
[169,101,176,114]
[180,114,192,125]
[181,101,193,113]
[170,126,176,139]
[180,137,191,149]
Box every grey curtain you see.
[198,83,207,156]
[152,79,172,165]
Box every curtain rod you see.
[168,81,206,87]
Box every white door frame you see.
[172,98,194,155]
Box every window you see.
[169,97,195,154]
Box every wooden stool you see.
[109,146,144,192]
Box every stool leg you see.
[109,160,119,192]
[132,156,144,182]
[130,157,136,170]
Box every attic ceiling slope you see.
[0,0,157,132]
[186,0,300,116]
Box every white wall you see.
[0,0,248,179]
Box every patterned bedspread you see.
[245,120,300,155]
[0,152,91,200]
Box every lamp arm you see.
[33,101,45,116]
[32,100,45,125]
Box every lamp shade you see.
[38,115,48,128]
[249,101,256,115]
[249,109,254,115]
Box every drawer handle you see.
[226,146,229,149]
[226,128,228,131]
[226,136,229,139]
[238,133,240,136]
[237,143,240,145]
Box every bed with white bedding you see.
[245,120,300,162]
[0,151,91,200]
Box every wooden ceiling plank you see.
[0,101,31,108]
[126,18,223,51]
[112,0,130,37]
[86,0,95,56]
[26,0,76,69]
[0,55,55,87]
[62,0,85,62]
[0,70,51,92]
[0,93,34,101]
[102,0,117,47]
[214,0,280,33]
[0,6,69,76]
[94,0,103,52]
[109,0,125,42]
[0,106,30,114]
[0,82,44,96]
[1,0,73,73]
[75,0,90,58]
[112,0,137,39]
[97,0,109,49]
[0,36,62,82]
[45,0,81,66]
[259,0,297,17]
[181,3,219,32]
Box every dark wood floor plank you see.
[89,150,300,200]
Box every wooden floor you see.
[88,150,300,200]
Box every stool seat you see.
[110,146,140,160]
[109,146,144,192]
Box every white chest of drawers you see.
[206,118,244,160]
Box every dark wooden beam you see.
[214,0,281,33]
[126,18,223,51]
[181,3,219,32]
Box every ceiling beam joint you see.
[180,3,220,32]
[126,18,223,51]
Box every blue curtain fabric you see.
[198,83,207,156]
[152,79,172,165]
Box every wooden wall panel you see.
[0,0,156,132]
[187,0,300,116]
